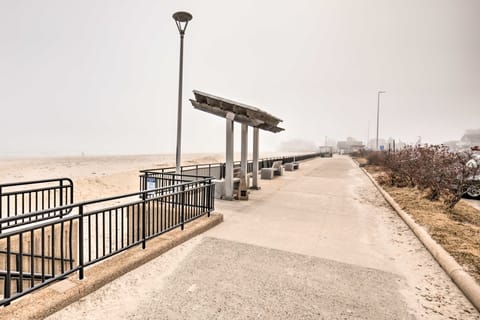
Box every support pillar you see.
[224,112,235,200]
[241,124,248,176]
[251,127,260,189]
[239,124,249,200]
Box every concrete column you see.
[252,127,260,189]
[224,112,235,200]
[241,124,248,178]
[238,123,249,200]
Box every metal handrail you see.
[0,178,74,229]
[139,153,321,179]
[0,178,73,189]
[0,174,215,306]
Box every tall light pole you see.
[375,90,386,151]
[173,11,192,174]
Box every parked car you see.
[464,152,480,199]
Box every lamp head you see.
[173,11,192,34]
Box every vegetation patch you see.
[362,163,480,284]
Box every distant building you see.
[337,137,364,154]
[443,140,462,152]
[442,129,480,151]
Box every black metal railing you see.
[139,152,320,180]
[139,171,206,193]
[0,174,214,306]
[0,178,74,231]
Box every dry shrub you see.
[364,145,479,209]
[366,151,386,166]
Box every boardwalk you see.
[48,156,479,319]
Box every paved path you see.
[48,156,480,319]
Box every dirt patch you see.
[365,165,480,284]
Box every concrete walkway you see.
[48,156,480,319]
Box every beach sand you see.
[0,152,293,202]
[0,154,226,202]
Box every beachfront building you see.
[337,137,364,154]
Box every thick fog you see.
[1,0,479,156]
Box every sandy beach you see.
[0,154,224,203]
[0,152,296,203]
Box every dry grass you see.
[352,157,368,166]
[365,165,480,284]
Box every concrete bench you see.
[213,179,225,199]
[233,167,252,188]
[214,168,252,199]
[261,161,284,179]
[214,177,241,199]
[284,162,299,171]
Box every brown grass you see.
[352,157,368,166]
[364,165,480,284]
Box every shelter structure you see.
[190,90,284,200]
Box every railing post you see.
[142,192,146,249]
[16,250,22,293]
[181,184,185,230]
[5,237,11,303]
[207,180,212,217]
[142,174,147,192]
[59,180,64,217]
[78,205,84,280]
[0,186,3,220]
[142,179,150,245]
[70,180,74,206]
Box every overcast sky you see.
[1,0,479,156]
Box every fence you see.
[139,152,321,180]
[0,153,317,306]
[0,178,73,231]
[0,173,214,306]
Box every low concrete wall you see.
[0,213,223,320]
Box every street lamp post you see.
[173,11,193,174]
[375,90,386,151]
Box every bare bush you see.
[364,145,479,209]
[366,151,386,166]
[442,151,480,209]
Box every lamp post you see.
[173,11,192,174]
[375,90,386,151]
